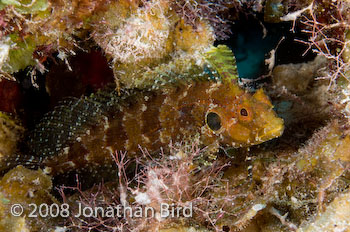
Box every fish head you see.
[204,88,284,147]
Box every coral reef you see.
[280,0,350,87]
[207,119,349,231]
[0,113,24,167]
[92,0,174,65]
[0,0,229,88]
[296,190,350,232]
[92,0,220,88]
[272,55,327,94]
[59,146,226,231]
[0,165,58,232]
[172,0,235,40]
[0,0,110,75]
[0,0,350,232]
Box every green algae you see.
[0,0,48,14]
[2,35,36,74]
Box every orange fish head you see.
[204,88,284,147]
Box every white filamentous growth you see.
[0,37,11,69]
[134,192,151,205]
[280,3,313,22]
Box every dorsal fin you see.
[203,45,238,82]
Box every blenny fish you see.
[1,46,284,176]
[21,80,283,175]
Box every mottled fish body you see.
[24,78,283,175]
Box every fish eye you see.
[240,108,248,116]
[206,112,222,131]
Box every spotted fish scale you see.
[27,86,124,158]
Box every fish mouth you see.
[256,118,284,142]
